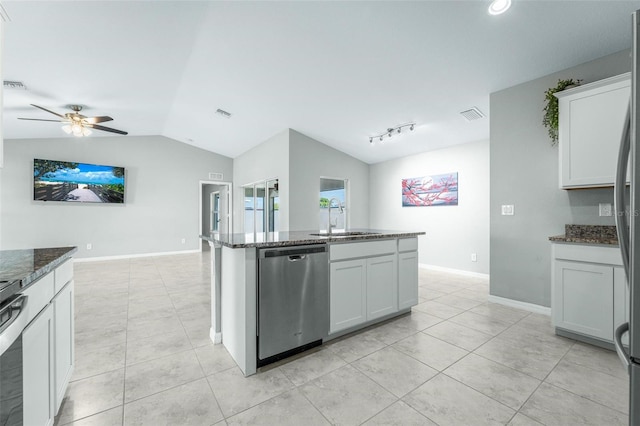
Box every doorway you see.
[200,181,232,251]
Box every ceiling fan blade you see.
[30,104,65,118]
[86,123,128,135]
[18,118,66,122]
[84,116,113,124]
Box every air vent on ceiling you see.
[209,172,224,181]
[215,109,232,118]
[460,107,485,122]
[3,80,27,90]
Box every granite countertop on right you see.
[549,224,618,245]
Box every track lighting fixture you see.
[369,123,416,143]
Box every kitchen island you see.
[200,230,424,376]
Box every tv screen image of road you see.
[33,158,125,204]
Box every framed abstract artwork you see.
[402,172,458,207]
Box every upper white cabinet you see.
[556,73,630,189]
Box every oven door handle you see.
[0,295,28,356]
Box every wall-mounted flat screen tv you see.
[34,158,125,203]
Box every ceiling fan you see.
[18,104,128,137]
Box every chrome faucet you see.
[328,197,344,235]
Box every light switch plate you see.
[501,205,514,216]
[599,203,612,217]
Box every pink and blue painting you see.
[402,172,458,207]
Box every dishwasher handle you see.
[260,245,327,259]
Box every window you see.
[243,179,279,233]
[320,177,347,231]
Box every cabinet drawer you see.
[22,272,54,327]
[330,239,396,261]
[398,237,418,253]
[54,260,74,294]
[553,243,622,265]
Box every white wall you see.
[289,129,370,231]
[369,140,490,274]
[232,129,289,232]
[1,135,233,258]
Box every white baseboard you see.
[419,263,490,280]
[74,249,202,263]
[209,328,222,344]
[487,295,551,316]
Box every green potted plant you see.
[543,78,582,145]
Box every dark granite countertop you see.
[549,225,619,246]
[0,246,77,290]
[200,229,425,249]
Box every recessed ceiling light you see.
[488,0,511,15]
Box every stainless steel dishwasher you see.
[257,244,329,366]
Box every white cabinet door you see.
[613,266,629,346]
[23,303,54,426]
[53,280,74,413]
[557,73,630,189]
[553,260,614,341]
[398,251,419,310]
[366,254,398,321]
[330,259,367,334]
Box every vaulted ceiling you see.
[2,1,639,164]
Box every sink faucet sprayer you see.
[328,197,344,235]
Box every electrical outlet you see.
[471,253,477,262]
[599,203,612,217]
[86,243,92,250]
[181,238,186,244]
[501,205,514,216]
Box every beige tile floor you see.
[54,251,630,426]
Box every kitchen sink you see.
[309,231,379,237]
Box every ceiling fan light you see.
[71,123,83,135]
[488,0,511,15]
[62,124,72,134]
[82,127,92,137]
